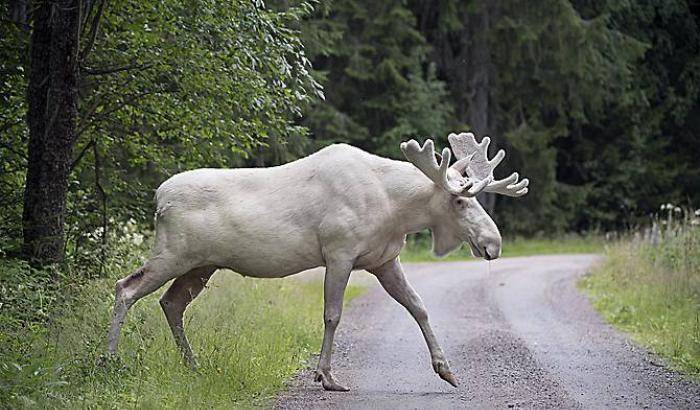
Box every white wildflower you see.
[132,233,144,246]
[660,204,666,210]
[666,202,674,209]
[694,209,700,216]
[674,207,681,213]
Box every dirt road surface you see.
[275,255,700,409]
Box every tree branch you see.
[76,93,102,135]
[70,139,95,171]
[79,0,107,61]
[75,91,151,137]
[91,91,152,120]
[80,62,152,76]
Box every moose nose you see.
[484,243,501,260]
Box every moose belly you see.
[163,202,325,277]
[201,226,325,278]
[218,251,323,278]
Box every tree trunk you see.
[465,4,496,214]
[22,0,81,265]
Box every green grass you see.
[2,263,362,408]
[400,232,603,262]
[580,223,700,378]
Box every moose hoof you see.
[434,360,459,387]
[438,370,459,387]
[314,370,350,392]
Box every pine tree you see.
[415,0,647,232]
[303,0,453,158]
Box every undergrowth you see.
[581,207,700,378]
[1,223,362,408]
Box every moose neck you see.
[389,165,449,236]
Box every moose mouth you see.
[467,237,484,258]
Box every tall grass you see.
[400,231,603,262]
[1,224,362,408]
[581,207,700,377]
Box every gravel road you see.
[275,255,700,409]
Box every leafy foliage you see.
[0,0,320,257]
[0,220,151,406]
[74,0,321,223]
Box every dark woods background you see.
[1,0,699,268]
[300,0,700,234]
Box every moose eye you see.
[454,197,469,209]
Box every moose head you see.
[401,132,529,260]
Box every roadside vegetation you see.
[0,226,362,408]
[581,207,700,378]
[401,232,603,262]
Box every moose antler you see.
[447,132,529,197]
[400,139,489,197]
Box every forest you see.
[2,0,700,267]
[1,0,699,407]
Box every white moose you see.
[107,132,528,391]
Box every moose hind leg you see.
[159,266,216,369]
[107,257,181,355]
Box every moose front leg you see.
[370,257,458,387]
[315,260,353,391]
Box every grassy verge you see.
[400,232,603,262]
[580,222,700,378]
[1,248,362,408]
